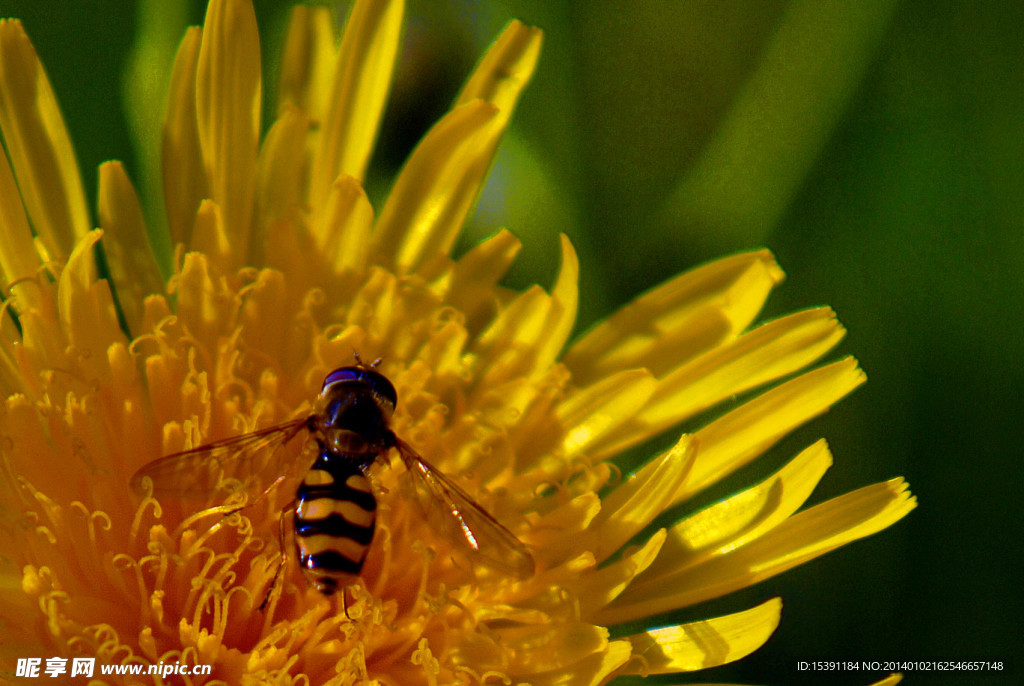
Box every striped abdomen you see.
[294,455,376,595]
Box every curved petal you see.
[254,106,310,256]
[456,20,543,114]
[370,100,501,273]
[370,21,541,275]
[97,162,163,335]
[162,26,206,249]
[0,141,41,312]
[57,231,129,382]
[196,0,261,266]
[618,598,781,674]
[0,20,90,259]
[558,369,657,457]
[590,434,695,562]
[596,478,916,622]
[534,235,579,372]
[310,0,403,205]
[319,174,374,274]
[564,250,783,384]
[644,439,834,581]
[593,307,847,459]
[680,356,865,501]
[277,5,336,119]
[445,229,521,334]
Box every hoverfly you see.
[130,360,534,598]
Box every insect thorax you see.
[316,383,396,455]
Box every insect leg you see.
[259,501,294,612]
[227,472,292,518]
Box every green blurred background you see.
[5,1,1020,683]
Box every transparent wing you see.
[393,437,535,579]
[131,417,314,505]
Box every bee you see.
[130,360,534,599]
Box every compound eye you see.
[321,367,363,391]
[321,366,399,409]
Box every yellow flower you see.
[0,1,915,684]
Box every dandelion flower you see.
[0,1,915,684]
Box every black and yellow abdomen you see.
[293,453,377,595]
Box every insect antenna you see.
[352,350,383,368]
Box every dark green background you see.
[4,1,1019,684]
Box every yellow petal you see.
[740,477,918,572]
[498,365,572,471]
[596,478,916,623]
[57,231,128,382]
[456,20,543,115]
[190,199,230,270]
[576,529,666,617]
[453,18,542,186]
[162,26,207,248]
[16,291,65,396]
[309,0,403,206]
[594,307,846,459]
[472,235,578,387]
[0,309,22,395]
[254,106,309,253]
[558,369,657,456]
[0,141,56,397]
[497,623,610,673]
[0,20,90,260]
[0,141,41,312]
[343,266,399,341]
[318,174,374,274]
[520,638,632,686]
[370,99,502,274]
[172,247,232,358]
[564,250,783,384]
[196,0,261,265]
[55,227,93,297]
[534,235,579,373]
[680,356,865,501]
[97,162,164,335]
[531,492,601,556]
[235,269,293,367]
[277,5,336,119]
[591,435,695,561]
[470,283,548,385]
[643,440,833,581]
[445,229,521,333]
[618,598,781,674]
